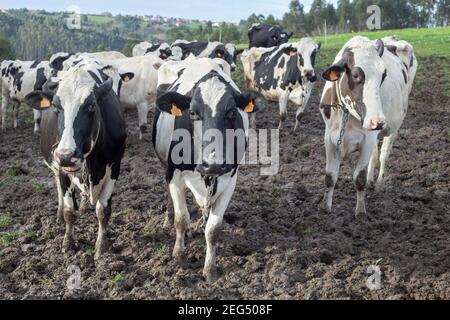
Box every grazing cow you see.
[241,38,320,129]
[153,57,262,282]
[1,60,52,133]
[171,40,240,71]
[319,36,417,217]
[248,24,293,48]
[24,65,127,259]
[133,41,173,60]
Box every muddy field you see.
[0,55,449,300]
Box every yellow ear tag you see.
[40,97,51,109]
[289,50,297,57]
[244,100,254,113]
[329,70,339,81]
[170,103,182,117]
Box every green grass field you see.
[86,15,115,24]
[237,27,450,58]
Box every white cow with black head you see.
[241,38,320,129]
[153,57,263,282]
[319,36,417,217]
[1,59,52,133]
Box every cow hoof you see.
[173,253,187,268]
[62,236,77,253]
[203,267,218,284]
[319,197,332,213]
[94,238,110,260]
[355,208,367,219]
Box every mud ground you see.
[0,55,449,299]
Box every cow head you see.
[25,68,116,173]
[279,32,294,44]
[225,43,243,72]
[156,74,263,176]
[322,38,387,131]
[49,52,74,72]
[296,38,320,83]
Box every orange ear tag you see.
[170,103,182,117]
[244,100,254,113]
[329,70,339,81]
[40,97,51,109]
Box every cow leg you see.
[367,140,379,188]
[55,173,64,224]
[203,174,237,283]
[137,102,149,140]
[320,132,341,213]
[278,92,289,129]
[1,94,9,131]
[163,184,174,228]
[94,178,116,259]
[376,132,397,192]
[60,173,77,253]
[354,137,375,218]
[294,104,306,131]
[12,101,19,129]
[169,180,189,264]
[33,109,42,134]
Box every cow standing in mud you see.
[241,38,320,129]
[319,36,417,217]
[25,65,127,259]
[1,60,52,133]
[153,57,262,282]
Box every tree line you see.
[0,1,448,61]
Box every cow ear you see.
[322,62,347,82]
[25,91,54,111]
[288,32,294,39]
[236,91,266,113]
[94,77,113,98]
[317,42,322,51]
[375,39,384,57]
[120,72,134,82]
[236,48,244,55]
[156,92,191,117]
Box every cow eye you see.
[189,110,201,121]
[352,72,361,82]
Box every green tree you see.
[0,31,14,59]
[122,33,142,57]
[435,0,449,26]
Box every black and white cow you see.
[248,24,293,48]
[1,59,52,133]
[153,57,262,282]
[171,40,241,71]
[241,38,320,129]
[133,41,173,60]
[319,36,417,217]
[51,51,127,73]
[24,65,127,258]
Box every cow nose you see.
[196,163,232,176]
[368,117,385,131]
[54,148,76,167]
[304,70,316,82]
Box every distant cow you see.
[319,36,417,217]
[50,51,127,72]
[1,60,52,133]
[248,24,293,48]
[133,41,173,60]
[171,40,241,71]
[241,38,320,129]
[153,57,262,282]
[25,65,127,259]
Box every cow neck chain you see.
[197,176,218,230]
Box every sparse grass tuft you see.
[0,214,13,227]
[107,272,124,289]
[156,244,169,257]
[0,231,21,247]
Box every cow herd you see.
[0,24,417,283]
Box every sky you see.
[0,0,330,23]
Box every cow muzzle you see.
[304,70,317,83]
[54,148,82,173]
[196,163,232,176]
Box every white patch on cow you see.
[198,77,227,117]
[56,68,96,153]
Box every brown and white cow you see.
[319,36,417,217]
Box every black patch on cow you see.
[145,44,161,53]
[381,69,387,85]
[401,69,407,84]
[87,70,102,85]
[30,61,39,68]
[409,55,414,68]
[386,45,397,56]
[177,68,185,78]
[278,57,285,69]
[13,71,24,92]
[34,67,47,91]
